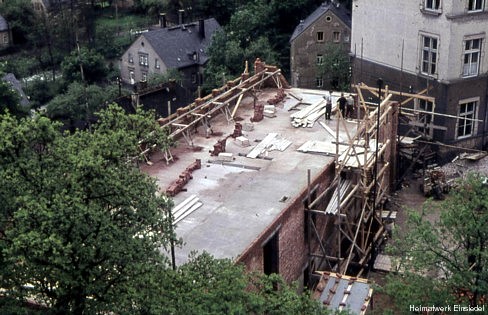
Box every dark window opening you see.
[303,265,310,289]
[263,232,279,275]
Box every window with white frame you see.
[316,76,323,88]
[138,53,148,67]
[128,53,133,64]
[468,0,484,11]
[129,69,135,84]
[141,72,147,82]
[316,54,324,65]
[457,99,478,138]
[155,58,160,69]
[420,35,438,76]
[425,0,441,10]
[463,37,482,77]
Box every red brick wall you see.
[236,163,336,283]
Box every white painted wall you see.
[351,0,488,81]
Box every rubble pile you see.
[440,152,488,180]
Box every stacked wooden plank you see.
[290,100,326,128]
[325,179,352,215]
[172,195,203,224]
[246,133,278,159]
[246,133,292,159]
[297,140,348,155]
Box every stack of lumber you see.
[173,195,203,224]
[247,133,292,159]
[263,105,277,117]
[290,100,326,128]
[325,179,352,215]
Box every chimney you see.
[178,9,184,25]
[159,13,167,28]
[199,19,205,38]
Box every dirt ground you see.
[367,153,488,313]
[368,172,441,314]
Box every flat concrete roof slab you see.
[143,88,357,264]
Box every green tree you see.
[0,68,28,118]
[46,82,118,129]
[193,0,242,24]
[0,0,37,45]
[145,251,336,315]
[0,105,348,314]
[60,47,108,84]
[0,105,175,314]
[92,23,132,60]
[24,78,63,109]
[317,44,351,90]
[133,0,169,19]
[383,174,488,313]
[204,0,328,90]
[147,68,182,87]
[28,11,61,81]
[203,29,278,92]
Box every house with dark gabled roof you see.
[0,14,12,50]
[119,18,221,100]
[290,1,351,89]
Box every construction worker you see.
[337,93,347,119]
[346,95,354,119]
[324,91,332,121]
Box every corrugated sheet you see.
[315,272,373,314]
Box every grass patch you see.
[96,14,153,33]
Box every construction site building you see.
[142,59,402,306]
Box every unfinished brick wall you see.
[165,159,202,196]
[237,163,336,284]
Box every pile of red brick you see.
[231,123,242,138]
[267,88,286,105]
[165,159,202,196]
[209,138,227,156]
[251,103,264,122]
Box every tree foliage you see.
[0,68,28,118]
[203,0,328,90]
[0,105,175,314]
[0,0,37,45]
[92,23,132,60]
[0,105,342,313]
[60,47,108,84]
[203,29,278,92]
[24,79,64,109]
[133,0,170,19]
[141,251,336,315]
[46,82,118,129]
[317,44,351,91]
[383,174,488,313]
[147,68,182,87]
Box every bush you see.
[24,78,63,109]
